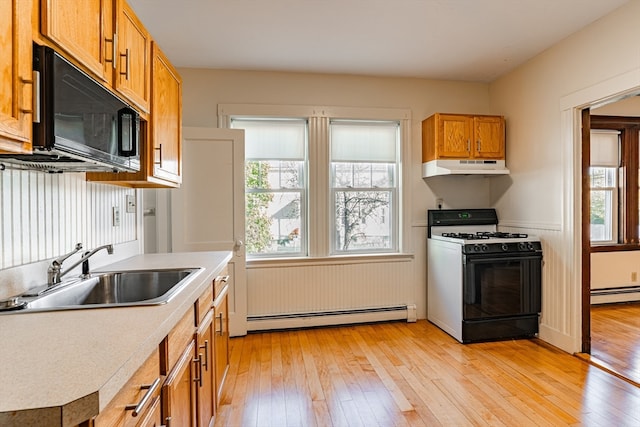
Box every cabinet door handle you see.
[120,48,130,80]
[105,34,117,69]
[154,144,163,166]
[199,340,209,370]
[20,72,38,121]
[164,416,171,427]
[125,377,161,417]
[218,312,224,336]
[477,140,481,152]
[215,275,230,285]
[466,139,470,152]
[193,356,203,387]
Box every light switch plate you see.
[126,195,136,213]
[113,206,120,227]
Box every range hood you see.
[422,159,510,178]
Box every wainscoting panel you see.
[500,225,571,348]
[0,169,137,271]
[246,257,415,330]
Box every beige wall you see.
[178,69,503,224]
[489,0,640,351]
[178,70,501,320]
[176,0,640,347]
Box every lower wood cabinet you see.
[90,269,230,427]
[213,288,230,401]
[196,311,215,427]
[92,348,161,427]
[137,396,162,427]
[162,340,197,427]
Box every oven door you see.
[462,252,542,320]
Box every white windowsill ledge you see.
[247,253,414,269]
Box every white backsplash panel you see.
[0,168,137,270]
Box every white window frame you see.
[219,104,411,261]
[329,119,400,255]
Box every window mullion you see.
[308,116,330,257]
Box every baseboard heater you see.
[591,285,640,304]
[247,304,416,331]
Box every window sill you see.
[247,253,414,269]
[590,244,640,252]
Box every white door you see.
[171,127,247,336]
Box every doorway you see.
[581,94,640,384]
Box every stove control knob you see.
[474,245,481,252]
[518,242,527,251]
[527,243,535,251]
[481,244,489,252]
[501,243,509,251]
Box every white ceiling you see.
[128,0,628,83]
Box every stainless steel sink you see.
[18,268,202,312]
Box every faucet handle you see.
[52,243,83,267]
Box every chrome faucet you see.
[79,244,114,278]
[47,243,113,285]
[47,243,83,285]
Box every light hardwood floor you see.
[590,302,640,386]
[214,320,640,426]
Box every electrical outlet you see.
[633,272,638,282]
[113,206,120,227]
[126,195,136,213]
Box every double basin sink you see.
[2,268,202,313]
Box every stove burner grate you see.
[441,231,529,240]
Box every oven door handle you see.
[463,254,542,264]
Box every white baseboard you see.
[248,306,409,331]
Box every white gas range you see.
[427,209,543,343]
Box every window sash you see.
[589,166,618,244]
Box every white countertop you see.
[0,251,232,425]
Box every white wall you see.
[0,170,141,299]
[178,70,497,320]
[489,0,640,352]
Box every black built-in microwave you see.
[0,44,140,173]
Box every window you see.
[589,116,640,246]
[233,118,307,257]
[589,130,619,244]
[225,105,408,259]
[330,120,399,253]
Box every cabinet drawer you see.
[196,283,213,326]
[213,267,229,299]
[163,307,196,374]
[94,348,161,426]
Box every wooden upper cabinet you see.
[151,42,182,185]
[422,113,505,162]
[0,0,34,153]
[115,0,151,113]
[473,115,505,158]
[40,0,114,84]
